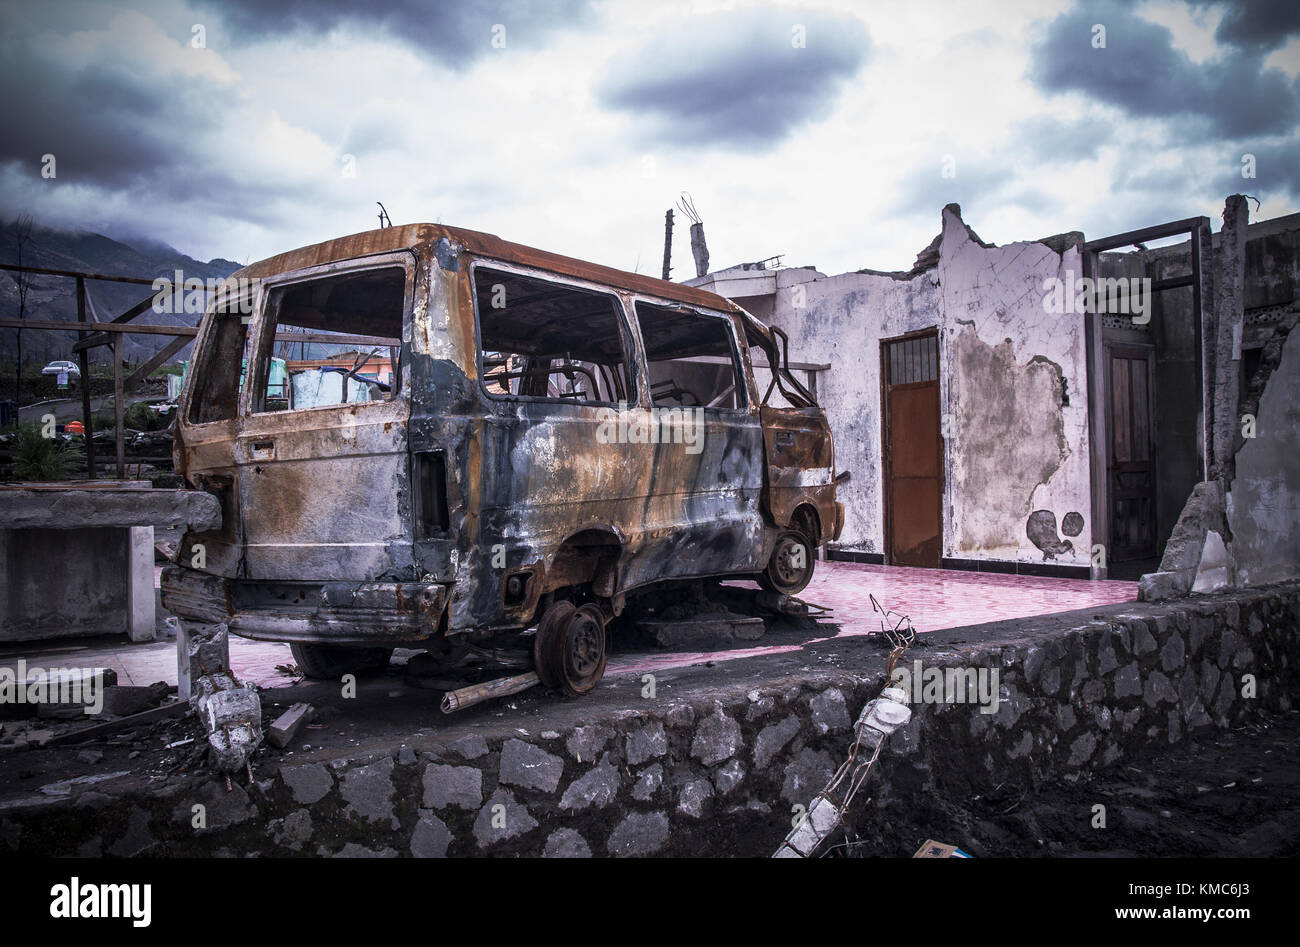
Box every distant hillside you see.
[0,221,241,367]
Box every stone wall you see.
[2,581,1295,857]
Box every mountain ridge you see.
[0,221,241,366]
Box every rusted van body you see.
[162,224,841,691]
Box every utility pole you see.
[661,209,674,281]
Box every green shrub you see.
[10,423,85,481]
[123,402,156,431]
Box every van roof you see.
[233,223,744,315]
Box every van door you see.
[746,324,835,540]
[457,262,649,629]
[237,254,415,582]
[628,301,767,586]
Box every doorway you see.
[881,329,943,567]
[1105,343,1158,569]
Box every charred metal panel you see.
[236,398,412,581]
[760,405,836,541]
[160,567,443,644]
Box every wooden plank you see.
[73,290,168,350]
[0,318,198,337]
[123,334,190,391]
[113,337,125,480]
[46,701,189,746]
[76,277,96,480]
[0,262,156,285]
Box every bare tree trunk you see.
[12,214,34,410]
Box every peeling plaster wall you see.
[1228,328,1300,585]
[764,207,1092,566]
[939,211,1091,562]
[767,265,940,555]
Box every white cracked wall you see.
[762,206,1093,567]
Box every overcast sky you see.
[1,0,1297,275]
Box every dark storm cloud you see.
[1187,0,1300,51]
[597,8,870,149]
[206,0,595,67]
[0,53,228,194]
[0,53,318,224]
[1211,134,1300,197]
[1029,1,1300,138]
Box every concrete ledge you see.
[0,582,1295,857]
[0,487,220,531]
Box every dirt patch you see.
[842,709,1300,858]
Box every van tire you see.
[534,601,607,696]
[290,643,393,680]
[759,529,815,596]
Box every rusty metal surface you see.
[231,223,746,318]
[174,225,838,646]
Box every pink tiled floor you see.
[7,562,1136,688]
[604,560,1137,676]
[799,560,1138,638]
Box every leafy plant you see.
[10,423,85,481]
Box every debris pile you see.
[191,668,262,774]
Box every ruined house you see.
[689,197,1300,591]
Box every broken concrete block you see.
[637,615,765,648]
[267,702,315,749]
[177,620,230,702]
[101,683,169,718]
[1138,570,1191,602]
[192,669,262,772]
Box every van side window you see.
[187,295,252,424]
[635,302,744,410]
[475,267,632,405]
[250,266,404,413]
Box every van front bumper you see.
[160,566,448,645]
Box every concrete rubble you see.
[191,669,263,773]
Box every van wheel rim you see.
[555,604,607,695]
[770,533,812,591]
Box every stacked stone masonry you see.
[1,583,1295,857]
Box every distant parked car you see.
[41,360,81,378]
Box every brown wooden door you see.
[1106,344,1157,561]
[882,331,943,567]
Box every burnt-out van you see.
[162,224,842,696]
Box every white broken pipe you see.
[440,671,540,714]
[773,686,913,858]
[690,222,709,277]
